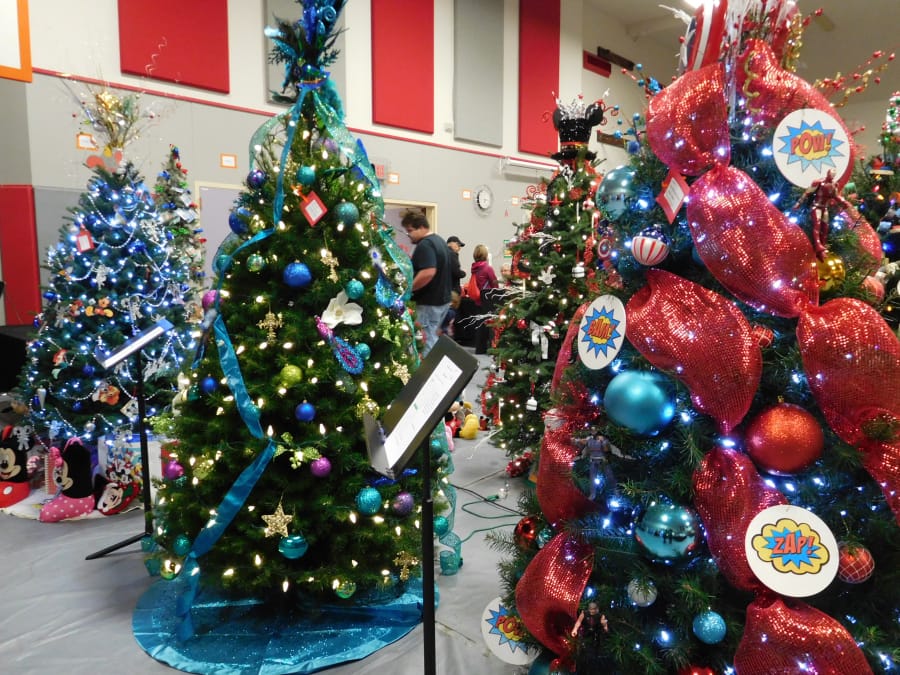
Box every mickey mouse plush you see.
[39,438,95,522]
[93,473,139,516]
[0,425,33,508]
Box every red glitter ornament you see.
[837,543,875,583]
[514,515,541,550]
[745,403,824,475]
[517,318,528,330]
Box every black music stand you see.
[86,319,173,560]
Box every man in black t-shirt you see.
[401,212,452,355]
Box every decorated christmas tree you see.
[138,3,455,671]
[493,3,900,673]
[18,90,199,446]
[482,98,617,461]
[152,145,206,302]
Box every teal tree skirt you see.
[133,576,431,674]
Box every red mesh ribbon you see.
[626,270,762,433]
[537,407,598,525]
[519,302,598,657]
[734,595,873,675]
[797,298,900,523]
[646,63,730,176]
[693,447,786,591]
[853,218,884,274]
[737,38,856,185]
[687,165,820,317]
[515,533,594,658]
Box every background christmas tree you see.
[493,4,900,673]
[150,0,456,609]
[483,99,617,461]
[18,90,199,444]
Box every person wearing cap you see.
[446,236,466,294]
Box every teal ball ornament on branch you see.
[283,262,312,288]
[602,370,675,435]
[434,515,450,537]
[356,487,382,515]
[172,534,192,557]
[634,500,702,564]
[345,279,365,300]
[278,534,309,559]
[595,165,635,221]
[246,253,265,272]
[692,610,727,644]
[334,201,359,226]
[295,165,316,187]
[334,579,357,599]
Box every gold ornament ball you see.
[815,253,845,291]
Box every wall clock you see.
[474,184,494,215]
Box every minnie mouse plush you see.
[39,438,95,522]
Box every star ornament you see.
[577,295,626,370]
[262,500,292,537]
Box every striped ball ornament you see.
[631,225,670,266]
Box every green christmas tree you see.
[493,6,900,674]
[483,98,617,461]
[151,0,454,610]
[18,90,199,444]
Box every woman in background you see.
[470,244,499,354]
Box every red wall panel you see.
[0,185,41,323]
[518,0,560,157]
[371,0,434,134]
[118,0,230,93]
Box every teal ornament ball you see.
[296,165,316,186]
[634,501,701,564]
[434,515,450,537]
[283,262,313,288]
[356,343,371,360]
[334,201,359,225]
[214,253,232,276]
[141,535,157,553]
[278,534,309,559]
[172,534,192,557]
[246,253,265,272]
[356,487,382,515]
[345,279,365,300]
[603,371,674,436]
[692,610,727,644]
[595,166,635,221]
[536,527,554,549]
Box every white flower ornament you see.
[321,290,363,328]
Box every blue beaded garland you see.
[355,487,382,515]
[283,262,313,289]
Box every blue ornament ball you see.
[603,371,674,435]
[345,279,365,300]
[228,208,250,234]
[172,534,192,557]
[334,201,359,225]
[278,534,309,559]
[692,610,727,644]
[295,402,316,422]
[356,343,371,360]
[626,139,641,155]
[434,515,450,537]
[634,501,701,564]
[247,168,267,189]
[283,262,313,288]
[356,487,382,515]
[392,298,406,314]
[595,166,636,221]
[82,364,95,377]
[200,376,217,394]
[295,165,316,186]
